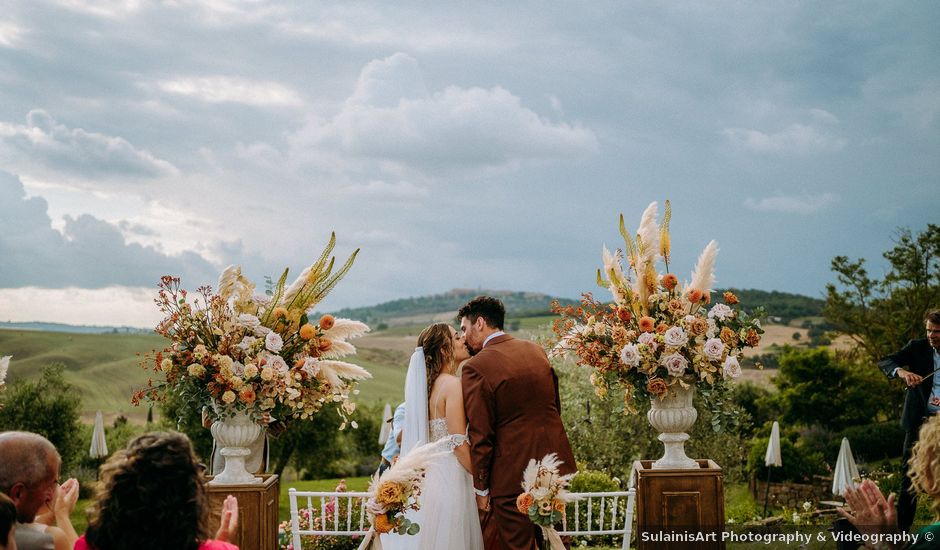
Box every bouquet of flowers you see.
[516,453,577,550]
[357,441,448,549]
[135,233,371,427]
[551,201,763,413]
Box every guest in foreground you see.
[76,431,239,550]
[1,492,17,550]
[838,414,940,549]
[0,431,63,550]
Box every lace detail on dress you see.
[429,418,469,452]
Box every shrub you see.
[747,435,827,482]
[0,364,83,471]
[835,423,904,462]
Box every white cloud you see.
[0,21,27,48]
[0,110,178,180]
[0,172,218,288]
[0,286,160,328]
[744,193,838,214]
[292,53,598,174]
[722,123,846,154]
[154,76,303,107]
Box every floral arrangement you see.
[358,441,447,548]
[278,480,361,550]
[135,233,371,427]
[551,201,763,413]
[517,453,577,550]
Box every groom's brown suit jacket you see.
[462,334,576,498]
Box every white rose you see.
[684,315,695,324]
[232,361,245,377]
[265,331,283,352]
[269,355,288,374]
[221,390,236,404]
[302,357,321,378]
[619,344,641,367]
[244,364,259,378]
[237,313,261,330]
[663,326,688,347]
[703,338,725,361]
[237,335,257,351]
[708,304,733,321]
[723,355,741,379]
[659,353,688,377]
[637,332,657,348]
[706,319,717,338]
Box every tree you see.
[771,348,893,432]
[0,364,83,471]
[825,224,940,361]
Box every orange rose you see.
[238,388,256,404]
[319,314,335,331]
[318,339,333,352]
[720,327,738,346]
[376,481,404,506]
[553,499,566,513]
[617,308,632,322]
[689,317,708,336]
[647,378,668,396]
[299,323,317,340]
[746,328,761,347]
[373,513,395,534]
[294,358,305,368]
[723,291,739,305]
[687,289,704,303]
[516,492,534,514]
[638,316,656,332]
[661,273,678,291]
[656,323,669,334]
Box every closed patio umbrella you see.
[90,411,109,459]
[763,421,782,516]
[832,437,860,497]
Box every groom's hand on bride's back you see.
[475,494,490,511]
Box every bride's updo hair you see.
[417,322,455,391]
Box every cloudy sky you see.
[1,1,938,328]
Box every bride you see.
[382,322,484,550]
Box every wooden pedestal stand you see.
[633,460,725,549]
[207,474,279,550]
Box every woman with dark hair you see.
[0,492,16,550]
[383,322,483,550]
[75,431,239,550]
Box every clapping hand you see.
[54,478,80,518]
[837,479,900,547]
[215,495,239,543]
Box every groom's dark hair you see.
[458,296,505,330]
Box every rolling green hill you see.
[326,288,577,325]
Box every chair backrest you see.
[287,488,635,549]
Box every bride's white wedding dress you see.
[382,418,484,550]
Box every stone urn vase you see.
[647,383,699,469]
[209,408,263,485]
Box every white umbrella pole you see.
[763,466,773,517]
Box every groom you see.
[460,296,576,550]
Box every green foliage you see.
[0,363,83,471]
[747,435,827,482]
[718,288,824,323]
[835,422,904,462]
[325,289,578,325]
[570,468,621,492]
[158,389,215,463]
[770,348,893,432]
[825,224,940,361]
[731,381,779,437]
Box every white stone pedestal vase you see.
[648,383,699,469]
[210,409,263,485]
